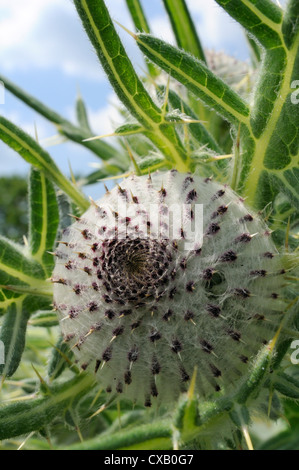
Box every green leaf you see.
[29,168,59,276]
[137,154,168,171]
[215,0,283,49]
[0,115,89,211]
[76,93,92,132]
[0,300,31,377]
[73,0,189,172]
[236,343,272,405]
[241,38,299,213]
[0,236,46,284]
[0,235,53,317]
[0,374,95,440]
[0,74,119,162]
[135,33,250,126]
[48,336,73,380]
[29,310,58,328]
[162,0,206,62]
[273,372,299,399]
[64,419,173,450]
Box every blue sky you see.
[0,0,254,197]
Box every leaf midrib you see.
[242,0,282,31]
[136,34,250,125]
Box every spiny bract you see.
[53,171,286,407]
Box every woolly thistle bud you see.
[52,171,286,407]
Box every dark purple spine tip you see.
[180,367,190,382]
[186,281,195,292]
[211,205,228,219]
[171,339,183,354]
[149,330,162,342]
[202,268,214,280]
[112,326,124,337]
[124,370,132,385]
[211,189,225,200]
[200,339,213,353]
[234,233,252,243]
[81,229,92,240]
[227,330,241,341]
[250,270,267,277]
[105,310,115,320]
[128,347,139,362]
[163,309,173,321]
[219,250,237,262]
[88,301,98,312]
[102,347,112,362]
[206,223,220,235]
[184,310,195,321]
[234,288,251,298]
[95,360,101,374]
[240,214,253,222]
[186,189,198,202]
[206,304,221,317]
[240,355,249,364]
[73,285,81,295]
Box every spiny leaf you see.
[0,374,95,439]
[29,168,59,276]
[73,0,189,172]
[0,74,119,162]
[273,372,299,399]
[29,310,58,328]
[64,419,173,450]
[0,236,47,284]
[215,0,283,49]
[0,299,31,377]
[0,116,89,211]
[48,336,74,380]
[0,236,53,316]
[135,33,250,126]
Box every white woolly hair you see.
[52,171,286,407]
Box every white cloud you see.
[187,0,248,57]
[0,0,104,79]
[0,0,249,83]
[0,0,147,80]
[150,16,176,45]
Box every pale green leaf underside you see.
[29,168,59,276]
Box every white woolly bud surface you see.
[53,171,286,407]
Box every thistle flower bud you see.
[53,171,286,407]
